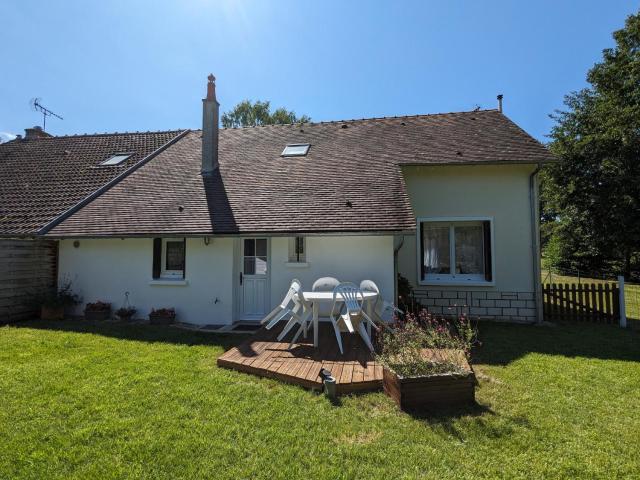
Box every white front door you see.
[239,238,269,321]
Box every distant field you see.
[541,271,640,321]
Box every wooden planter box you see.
[84,309,111,321]
[383,367,476,411]
[41,305,64,321]
[149,312,175,325]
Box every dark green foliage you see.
[542,11,640,278]
[221,100,310,128]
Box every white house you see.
[1,76,554,325]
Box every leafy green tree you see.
[542,11,640,278]
[221,100,310,128]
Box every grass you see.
[542,270,640,320]
[1,320,639,479]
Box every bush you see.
[376,309,477,378]
[32,280,81,309]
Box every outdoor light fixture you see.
[319,368,336,399]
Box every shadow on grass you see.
[396,401,532,442]
[474,321,640,365]
[7,318,246,350]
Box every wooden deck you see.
[217,323,383,394]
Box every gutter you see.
[529,164,543,323]
[38,130,190,235]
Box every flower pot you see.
[84,309,111,321]
[149,313,175,325]
[383,367,475,411]
[41,305,64,321]
[117,313,135,323]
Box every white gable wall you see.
[398,164,540,322]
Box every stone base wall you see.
[412,289,537,323]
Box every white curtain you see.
[423,224,450,274]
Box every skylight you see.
[281,144,310,157]
[100,153,132,166]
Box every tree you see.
[542,11,640,278]
[221,100,310,128]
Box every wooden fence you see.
[542,282,619,323]
[0,239,58,322]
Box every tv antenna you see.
[29,98,63,131]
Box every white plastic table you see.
[302,291,378,347]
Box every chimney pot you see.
[202,74,220,174]
[497,94,504,113]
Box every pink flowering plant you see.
[376,309,477,378]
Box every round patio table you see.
[302,290,378,348]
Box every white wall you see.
[58,235,395,326]
[398,164,537,293]
[269,235,396,307]
[58,237,234,325]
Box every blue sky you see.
[1,0,638,142]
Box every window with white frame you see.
[288,236,306,263]
[152,238,185,279]
[418,218,493,284]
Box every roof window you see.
[100,153,133,166]
[281,144,310,157]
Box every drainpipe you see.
[393,235,405,303]
[530,164,543,323]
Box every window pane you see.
[455,225,484,274]
[256,257,268,275]
[244,239,255,256]
[244,257,255,275]
[166,241,184,270]
[256,239,267,257]
[423,224,450,274]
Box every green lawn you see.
[1,320,639,479]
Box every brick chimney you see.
[201,74,219,174]
[24,126,52,139]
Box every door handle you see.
[240,272,243,285]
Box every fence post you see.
[618,275,627,328]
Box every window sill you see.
[149,279,189,286]
[285,262,309,268]
[419,280,495,287]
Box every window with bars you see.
[288,236,306,263]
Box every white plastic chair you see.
[276,286,313,345]
[329,282,379,354]
[312,277,340,292]
[262,279,302,329]
[360,280,403,327]
[312,276,341,318]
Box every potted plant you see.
[35,281,82,321]
[149,307,176,325]
[84,301,112,321]
[115,306,137,322]
[377,309,477,411]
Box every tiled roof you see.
[46,110,553,237]
[0,130,185,235]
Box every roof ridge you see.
[36,129,187,140]
[216,109,501,131]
